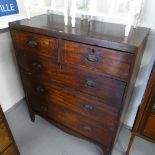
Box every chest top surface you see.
[9,14,149,53]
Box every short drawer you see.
[24,79,118,129]
[28,98,113,147]
[48,67,126,107]
[62,40,133,80]
[16,52,58,76]
[0,118,12,152]
[11,30,57,57]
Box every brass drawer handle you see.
[36,85,45,93]
[86,80,96,87]
[83,125,92,132]
[28,40,38,48]
[32,62,42,71]
[87,49,99,63]
[87,54,99,63]
[83,104,94,111]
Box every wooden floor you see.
[4,101,155,155]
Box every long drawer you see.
[62,40,133,80]
[26,96,114,147]
[22,76,119,129]
[48,67,126,107]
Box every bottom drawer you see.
[1,144,19,155]
[29,97,113,147]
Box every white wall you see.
[124,35,155,127]
[0,0,26,111]
[140,0,155,29]
[124,0,155,127]
[0,30,24,111]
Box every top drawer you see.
[62,40,133,80]
[10,30,57,57]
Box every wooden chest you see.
[0,105,19,155]
[126,63,155,154]
[9,14,149,155]
[138,63,155,141]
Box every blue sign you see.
[0,0,19,17]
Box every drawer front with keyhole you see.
[62,40,133,80]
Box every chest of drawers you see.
[0,105,20,155]
[9,14,149,155]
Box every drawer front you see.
[0,118,12,152]
[16,52,58,76]
[48,67,126,107]
[23,77,118,129]
[48,85,119,129]
[143,114,155,140]
[27,97,113,147]
[62,40,133,80]
[49,103,113,147]
[11,30,57,57]
[1,144,19,155]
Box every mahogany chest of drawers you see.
[9,14,149,155]
[0,105,19,155]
